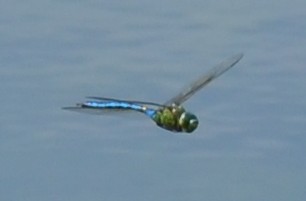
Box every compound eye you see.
[180,112,198,133]
[187,118,198,133]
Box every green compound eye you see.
[179,112,199,133]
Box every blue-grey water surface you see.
[1,1,306,201]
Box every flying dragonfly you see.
[63,54,243,133]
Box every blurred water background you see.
[1,0,306,201]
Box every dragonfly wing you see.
[164,53,243,105]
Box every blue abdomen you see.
[83,101,143,111]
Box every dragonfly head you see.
[179,112,199,133]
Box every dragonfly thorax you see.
[152,105,198,133]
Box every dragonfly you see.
[63,54,243,133]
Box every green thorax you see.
[152,105,198,133]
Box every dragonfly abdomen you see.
[83,101,146,112]
[83,101,159,117]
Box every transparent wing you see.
[164,53,243,105]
